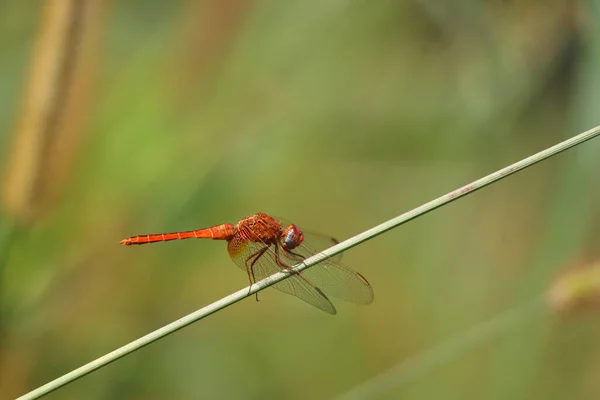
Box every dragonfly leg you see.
[245,246,269,301]
[274,245,300,274]
[280,246,304,263]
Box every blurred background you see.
[1,1,600,399]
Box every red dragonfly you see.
[120,213,373,314]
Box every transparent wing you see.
[227,234,337,314]
[280,240,374,305]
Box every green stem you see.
[18,124,600,400]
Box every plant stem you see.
[18,124,600,399]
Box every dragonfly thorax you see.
[281,224,304,250]
[237,213,284,244]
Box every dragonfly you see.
[120,213,373,314]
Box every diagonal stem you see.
[17,124,600,400]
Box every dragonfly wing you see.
[281,242,374,305]
[228,235,337,314]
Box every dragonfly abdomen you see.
[120,224,236,245]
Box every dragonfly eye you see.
[282,225,304,250]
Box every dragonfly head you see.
[281,224,304,250]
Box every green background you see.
[1,1,600,399]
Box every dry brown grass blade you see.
[1,0,105,225]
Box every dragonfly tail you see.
[120,224,236,245]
